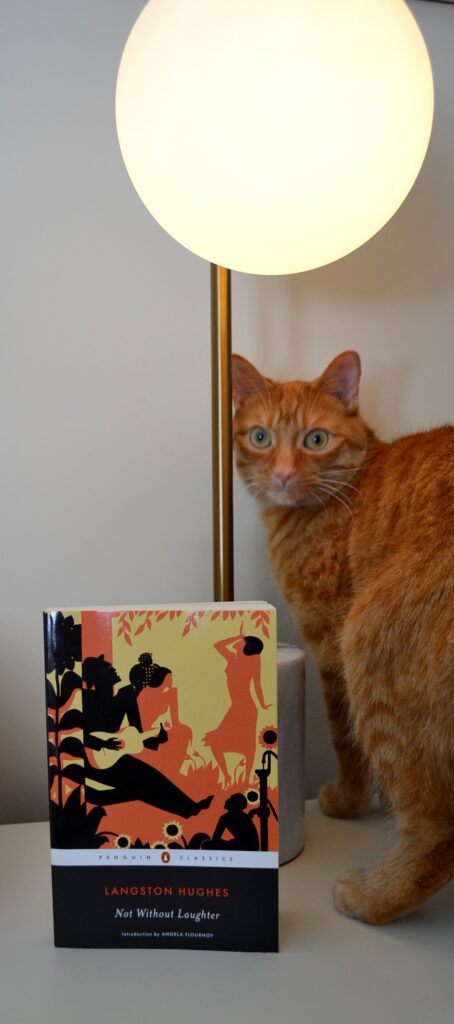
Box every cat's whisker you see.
[331,481,362,496]
[320,475,355,493]
[321,476,363,498]
[309,488,329,511]
[324,467,363,476]
[242,475,264,502]
[317,483,354,518]
[319,479,354,506]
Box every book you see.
[44,603,278,951]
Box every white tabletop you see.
[1,801,452,1024]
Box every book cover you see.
[44,603,278,951]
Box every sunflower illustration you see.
[150,841,168,850]
[115,833,132,849]
[244,787,260,806]
[258,726,278,749]
[163,820,183,841]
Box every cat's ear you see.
[232,354,268,408]
[317,351,361,414]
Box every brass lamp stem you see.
[211,264,234,601]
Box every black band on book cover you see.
[52,866,278,951]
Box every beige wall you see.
[1,1,453,822]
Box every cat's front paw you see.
[333,867,370,921]
[333,867,395,925]
[319,778,369,819]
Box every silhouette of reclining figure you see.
[82,655,212,819]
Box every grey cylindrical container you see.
[277,644,305,865]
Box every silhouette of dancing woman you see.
[203,626,269,786]
[82,655,212,819]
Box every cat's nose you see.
[275,469,295,487]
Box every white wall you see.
[1,1,453,823]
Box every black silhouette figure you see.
[130,654,193,773]
[129,652,156,690]
[203,793,260,851]
[82,656,213,819]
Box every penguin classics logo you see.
[161,851,171,864]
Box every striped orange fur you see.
[233,351,454,924]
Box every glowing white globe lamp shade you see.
[116,0,434,276]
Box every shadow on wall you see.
[0,631,49,824]
[250,124,453,375]
[249,276,415,439]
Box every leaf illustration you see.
[156,612,168,622]
[94,835,112,848]
[60,709,83,730]
[63,786,81,813]
[117,612,136,643]
[47,716,56,734]
[86,806,107,831]
[62,763,85,785]
[60,671,82,707]
[135,623,145,636]
[48,764,58,784]
[48,741,56,758]
[59,736,84,757]
[249,610,270,638]
[45,611,82,675]
[210,611,221,620]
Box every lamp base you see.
[278,644,305,865]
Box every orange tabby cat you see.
[233,350,454,924]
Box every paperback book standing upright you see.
[45,603,278,951]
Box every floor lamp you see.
[114,0,433,862]
[115,0,433,603]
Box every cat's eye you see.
[304,429,329,451]
[249,426,273,449]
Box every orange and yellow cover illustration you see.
[45,603,278,951]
